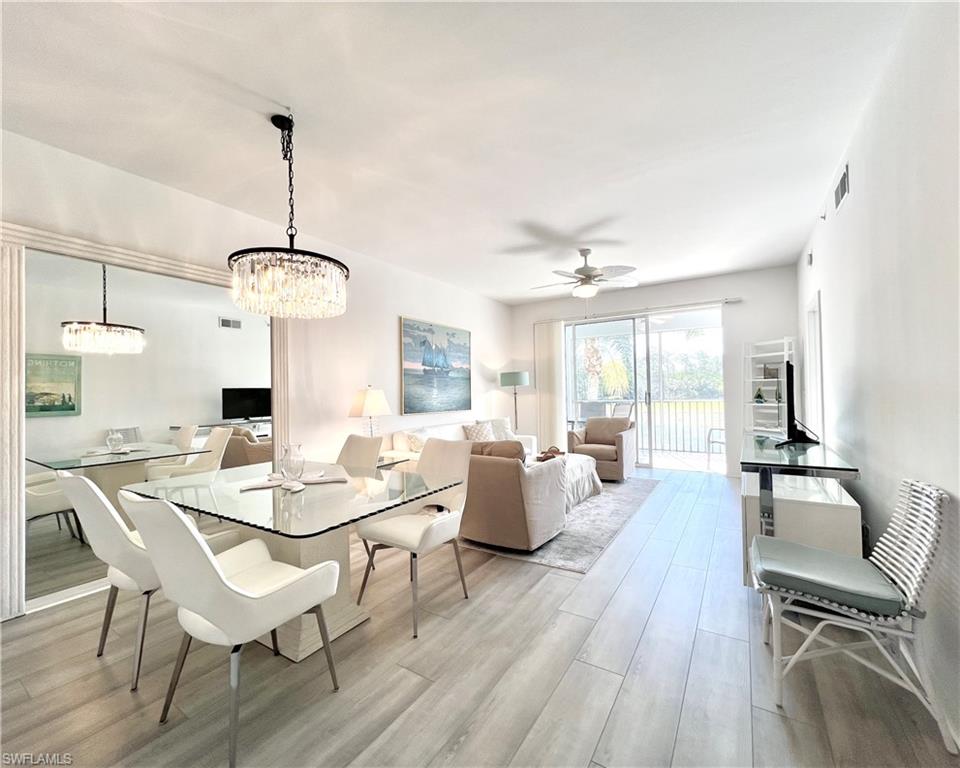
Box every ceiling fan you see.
[531,248,638,298]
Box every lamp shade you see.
[349,386,391,418]
[499,371,530,387]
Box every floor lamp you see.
[499,371,530,431]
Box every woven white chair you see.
[751,479,956,754]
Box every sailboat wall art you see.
[401,316,472,414]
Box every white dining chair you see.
[146,426,231,481]
[26,471,82,541]
[118,491,341,768]
[145,425,199,469]
[57,472,241,690]
[752,479,956,754]
[337,434,383,471]
[355,438,472,638]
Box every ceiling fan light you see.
[572,282,599,299]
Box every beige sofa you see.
[460,441,567,551]
[384,419,538,461]
[568,416,636,481]
[222,427,273,469]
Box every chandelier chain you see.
[280,114,297,246]
[102,264,108,323]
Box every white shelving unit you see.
[743,337,794,438]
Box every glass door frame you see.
[565,315,654,468]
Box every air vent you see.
[219,317,242,329]
[834,164,850,209]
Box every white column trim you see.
[1,221,291,618]
[1,242,27,620]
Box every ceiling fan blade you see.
[531,281,578,290]
[599,265,636,278]
[596,278,639,287]
[552,270,579,279]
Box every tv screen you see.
[222,388,271,420]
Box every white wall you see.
[797,4,959,740]
[24,249,270,457]
[510,265,799,476]
[4,132,514,462]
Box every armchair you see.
[568,416,636,481]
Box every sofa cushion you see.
[477,417,517,441]
[463,422,496,442]
[471,440,525,460]
[231,426,258,442]
[751,535,904,617]
[574,443,618,462]
[585,417,632,445]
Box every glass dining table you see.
[122,460,462,660]
[28,442,211,512]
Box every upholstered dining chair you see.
[751,479,956,754]
[57,472,240,690]
[26,471,82,541]
[337,434,383,471]
[146,426,231,481]
[145,425,199,470]
[118,491,341,768]
[355,438,473,638]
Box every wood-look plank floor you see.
[2,469,956,768]
[25,514,107,600]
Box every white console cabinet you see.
[740,473,862,586]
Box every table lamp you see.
[499,371,530,431]
[349,385,391,437]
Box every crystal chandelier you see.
[228,114,349,319]
[61,264,146,355]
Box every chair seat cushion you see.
[573,443,618,462]
[357,510,449,552]
[750,536,904,616]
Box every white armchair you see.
[57,472,240,690]
[119,491,341,768]
[355,438,473,638]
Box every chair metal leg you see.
[160,633,192,724]
[411,552,419,639]
[270,628,280,656]
[97,585,119,657]
[73,511,86,545]
[362,538,375,570]
[63,512,78,540]
[761,594,771,645]
[130,590,156,691]
[228,644,243,768]
[357,545,377,605]
[313,605,340,691]
[770,595,784,707]
[452,540,468,599]
[56,512,63,531]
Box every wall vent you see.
[834,164,850,209]
[219,317,242,329]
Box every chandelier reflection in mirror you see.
[61,264,146,355]
[228,114,349,319]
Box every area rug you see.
[460,477,659,574]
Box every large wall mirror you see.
[23,248,272,603]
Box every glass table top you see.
[740,435,859,476]
[27,442,210,470]
[122,461,462,538]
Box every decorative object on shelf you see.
[25,354,81,418]
[228,113,349,319]
[754,387,765,403]
[280,443,305,481]
[775,381,782,402]
[349,386,391,437]
[61,264,146,355]
[401,316,471,414]
[763,364,779,379]
[499,370,530,431]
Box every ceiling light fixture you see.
[572,282,599,299]
[61,264,146,355]
[228,114,349,319]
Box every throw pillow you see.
[405,430,428,452]
[477,417,517,441]
[463,422,496,442]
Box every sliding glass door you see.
[564,317,653,467]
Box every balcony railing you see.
[569,398,725,454]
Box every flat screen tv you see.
[222,388,271,420]
[775,362,819,447]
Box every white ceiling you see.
[3,2,908,304]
